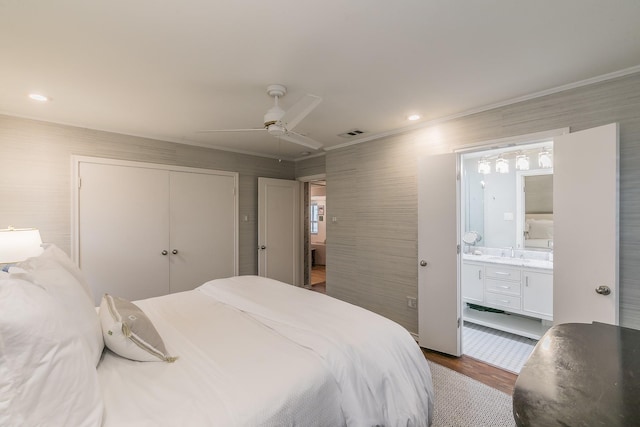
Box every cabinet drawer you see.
[485,292,522,310]
[485,265,521,281]
[485,278,521,296]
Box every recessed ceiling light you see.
[28,93,49,102]
[300,151,311,156]
[408,114,421,121]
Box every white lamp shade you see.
[0,228,43,263]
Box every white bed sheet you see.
[98,275,433,427]
[97,289,345,427]
[198,276,434,426]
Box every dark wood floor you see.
[422,348,518,395]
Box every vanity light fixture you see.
[538,149,552,168]
[478,158,491,174]
[515,154,530,170]
[495,156,509,174]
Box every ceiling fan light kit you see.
[200,84,323,151]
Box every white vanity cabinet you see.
[484,264,522,312]
[461,258,553,339]
[522,269,553,320]
[462,262,484,304]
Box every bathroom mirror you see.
[461,141,553,251]
[516,171,553,250]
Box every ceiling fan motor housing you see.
[263,105,285,127]
[266,123,285,136]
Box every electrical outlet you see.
[407,297,417,309]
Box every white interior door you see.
[258,177,301,285]
[169,171,238,293]
[418,153,461,355]
[553,123,619,325]
[78,162,170,305]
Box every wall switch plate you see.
[407,296,417,309]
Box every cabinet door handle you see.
[478,270,482,280]
[495,271,510,276]
[172,249,178,255]
[499,299,511,304]
[161,250,168,255]
[525,276,529,286]
[498,285,511,289]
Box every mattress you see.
[97,275,433,426]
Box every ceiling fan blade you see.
[279,94,322,131]
[280,131,323,150]
[197,128,265,133]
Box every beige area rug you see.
[429,361,516,427]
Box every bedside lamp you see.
[0,227,43,264]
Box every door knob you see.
[419,260,428,267]
[595,285,611,295]
[161,250,168,255]
[172,249,178,255]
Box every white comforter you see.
[98,276,433,426]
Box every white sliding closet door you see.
[79,162,170,304]
[169,171,237,293]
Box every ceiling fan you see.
[199,84,323,150]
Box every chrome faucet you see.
[502,246,515,258]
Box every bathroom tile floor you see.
[463,322,538,374]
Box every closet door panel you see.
[169,171,237,293]
[79,163,170,304]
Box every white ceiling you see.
[1,1,639,160]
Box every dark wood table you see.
[513,322,640,426]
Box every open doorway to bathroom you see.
[309,180,326,293]
[459,138,554,374]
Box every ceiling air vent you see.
[338,129,366,138]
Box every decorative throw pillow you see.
[0,276,103,427]
[15,244,104,366]
[100,294,177,362]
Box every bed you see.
[0,245,434,427]
[524,213,553,249]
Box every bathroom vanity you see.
[462,251,553,339]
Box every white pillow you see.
[100,294,177,362]
[0,276,103,427]
[15,244,104,366]
[527,219,554,239]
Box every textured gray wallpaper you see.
[297,72,640,333]
[0,115,294,276]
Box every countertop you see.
[462,253,553,270]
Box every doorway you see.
[418,124,619,374]
[298,174,327,293]
[309,180,326,293]
[459,140,554,373]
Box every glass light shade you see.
[495,157,509,174]
[515,154,530,170]
[478,159,491,174]
[0,228,43,263]
[538,150,553,168]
